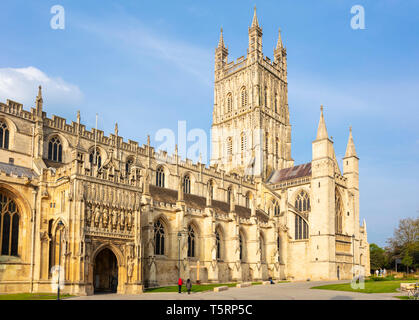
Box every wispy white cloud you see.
[0,66,83,107]
[76,15,213,86]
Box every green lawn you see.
[311,280,417,294]
[0,293,73,300]
[145,282,237,293]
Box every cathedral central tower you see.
[210,8,294,179]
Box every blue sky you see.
[0,0,418,247]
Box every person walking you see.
[178,277,183,293]
[186,279,192,294]
[375,269,379,277]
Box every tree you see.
[387,217,419,271]
[369,243,386,271]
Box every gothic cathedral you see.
[0,9,369,295]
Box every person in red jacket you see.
[178,278,183,293]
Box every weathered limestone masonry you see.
[0,9,369,295]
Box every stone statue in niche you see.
[120,210,126,230]
[102,207,109,228]
[94,205,101,228]
[85,204,92,226]
[112,208,118,230]
[127,211,133,230]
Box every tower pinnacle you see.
[218,27,225,48]
[344,126,358,157]
[251,6,259,28]
[276,28,283,50]
[316,105,329,140]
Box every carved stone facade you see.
[0,10,369,295]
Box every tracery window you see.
[226,93,232,113]
[241,87,248,108]
[295,215,309,240]
[89,147,102,168]
[187,225,196,257]
[0,120,10,149]
[156,166,165,187]
[183,175,191,194]
[48,136,62,162]
[245,192,251,209]
[295,191,310,212]
[0,192,20,256]
[227,137,232,156]
[240,133,247,158]
[154,220,165,255]
[125,158,134,176]
[335,189,343,234]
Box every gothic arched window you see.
[264,86,268,108]
[187,225,196,257]
[226,93,232,113]
[183,175,191,194]
[295,191,310,212]
[89,147,102,168]
[156,166,165,188]
[274,93,278,113]
[274,201,280,216]
[125,158,134,176]
[335,189,343,234]
[227,137,232,157]
[241,87,248,108]
[48,136,62,162]
[241,133,247,159]
[295,215,309,240]
[154,220,165,255]
[0,120,10,150]
[275,138,279,158]
[227,186,232,204]
[0,192,20,256]
[245,192,252,209]
[215,230,221,260]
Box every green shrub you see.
[370,275,395,281]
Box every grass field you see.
[0,293,73,300]
[311,280,417,294]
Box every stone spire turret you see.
[251,6,259,28]
[218,27,225,49]
[276,28,283,50]
[316,105,329,140]
[215,27,228,71]
[344,126,358,158]
[248,6,263,60]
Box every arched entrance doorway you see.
[93,248,118,293]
